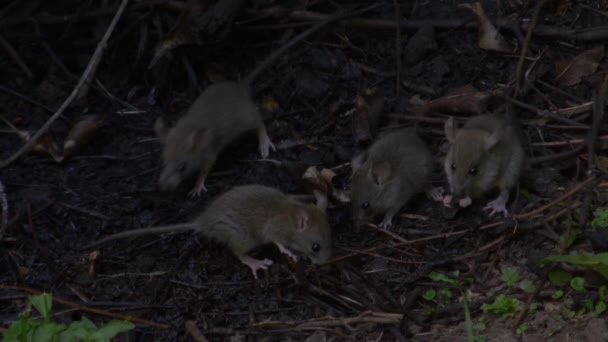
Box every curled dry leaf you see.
[415,85,495,116]
[88,250,101,277]
[302,166,350,205]
[62,114,105,161]
[351,89,385,143]
[555,46,605,86]
[460,2,511,53]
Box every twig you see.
[393,0,402,97]
[0,178,7,239]
[0,0,129,169]
[513,0,548,97]
[185,320,209,342]
[0,284,169,328]
[0,33,34,79]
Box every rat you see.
[84,185,331,280]
[443,114,525,217]
[155,9,369,197]
[350,128,435,228]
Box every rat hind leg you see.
[256,124,275,158]
[239,255,273,280]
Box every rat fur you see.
[351,129,434,228]
[443,114,525,217]
[84,185,331,279]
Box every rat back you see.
[351,129,433,225]
[444,114,524,198]
[157,81,263,192]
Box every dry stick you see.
[0,284,168,328]
[0,179,7,239]
[393,0,402,97]
[0,33,34,79]
[513,0,548,98]
[0,0,129,169]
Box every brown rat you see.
[351,128,434,228]
[156,8,372,197]
[443,114,525,217]
[84,185,331,279]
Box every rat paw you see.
[442,194,453,207]
[427,187,445,202]
[379,218,393,229]
[275,242,299,262]
[458,196,472,208]
[483,199,508,217]
[240,256,274,280]
[258,134,275,159]
[188,184,208,198]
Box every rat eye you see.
[312,243,320,253]
[468,166,478,175]
[451,162,456,171]
[361,202,370,209]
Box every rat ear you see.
[154,117,169,144]
[313,190,328,212]
[369,160,391,186]
[351,152,368,173]
[483,129,502,151]
[188,128,211,151]
[444,117,457,143]
[294,208,310,232]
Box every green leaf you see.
[428,272,456,285]
[552,290,564,300]
[32,321,66,342]
[92,320,135,341]
[29,294,53,321]
[3,316,35,341]
[501,269,519,287]
[423,289,436,300]
[595,301,607,316]
[570,277,585,292]
[519,279,535,293]
[480,295,521,317]
[463,293,474,342]
[548,270,572,287]
[473,322,487,332]
[516,324,528,335]
[438,288,453,302]
[599,286,607,301]
[592,207,608,228]
[542,253,608,280]
[559,231,577,249]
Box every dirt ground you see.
[1,1,607,341]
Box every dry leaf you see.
[261,95,280,113]
[88,250,101,277]
[460,2,511,53]
[62,114,105,161]
[415,85,495,116]
[148,5,201,69]
[555,46,605,86]
[302,166,350,205]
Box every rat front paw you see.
[379,218,393,229]
[483,199,508,217]
[275,242,299,262]
[258,135,275,159]
[428,187,445,202]
[240,256,274,280]
[189,183,208,198]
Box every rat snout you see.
[309,247,331,265]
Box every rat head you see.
[286,191,332,265]
[350,153,396,225]
[444,116,502,199]
[155,118,214,192]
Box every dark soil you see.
[1,1,607,341]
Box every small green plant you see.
[548,270,572,287]
[3,293,134,342]
[481,294,521,317]
[501,269,519,288]
[591,207,608,229]
[542,253,608,279]
[570,277,585,292]
[516,324,528,335]
[423,289,436,300]
[552,290,564,300]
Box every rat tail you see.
[82,223,196,250]
[243,5,379,85]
